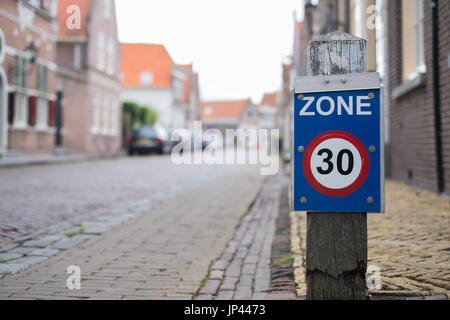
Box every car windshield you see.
[135,127,157,138]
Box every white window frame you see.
[107,38,115,75]
[36,97,48,129]
[14,93,28,128]
[97,32,105,71]
[413,0,426,76]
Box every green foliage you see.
[122,101,158,127]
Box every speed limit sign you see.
[293,73,384,213]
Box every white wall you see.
[120,87,174,129]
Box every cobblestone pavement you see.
[0,156,239,247]
[195,173,295,300]
[291,180,450,299]
[0,159,264,299]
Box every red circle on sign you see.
[302,130,370,197]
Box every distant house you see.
[201,99,257,134]
[0,0,59,156]
[178,64,201,129]
[56,0,122,156]
[258,92,279,130]
[120,43,200,131]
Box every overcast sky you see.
[115,0,304,103]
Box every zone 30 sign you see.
[293,73,384,213]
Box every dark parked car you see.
[128,125,171,155]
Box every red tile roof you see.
[259,92,278,108]
[201,100,250,120]
[57,0,92,39]
[121,43,175,88]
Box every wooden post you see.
[306,31,368,300]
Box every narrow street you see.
[0,157,267,299]
[0,156,258,247]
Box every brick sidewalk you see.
[195,173,294,300]
[0,166,263,300]
[291,180,450,299]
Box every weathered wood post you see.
[306,31,368,300]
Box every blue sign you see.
[293,73,384,213]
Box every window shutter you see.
[48,100,56,127]
[28,96,37,126]
[8,92,15,125]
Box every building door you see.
[55,91,63,147]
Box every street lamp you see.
[24,42,38,63]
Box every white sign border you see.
[292,72,385,214]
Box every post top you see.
[310,31,365,42]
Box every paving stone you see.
[8,247,39,255]
[220,277,238,291]
[82,222,111,235]
[242,264,257,275]
[0,263,27,275]
[215,290,234,300]
[196,294,213,300]
[252,292,267,300]
[28,248,60,257]
[200,280,221,295]
[51,235,95,250]
[22,235,63,248]
[11,256,48,267]
[210,270,224,280]
[211,260,228,271]
[234,286,252,300]
[0,253,23,261]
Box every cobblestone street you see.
[0,156,241,247]
[0,157,266,299]
[291,180,450,299]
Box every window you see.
[104,0,112,19]
[109,97,118,136]
[97,32,105,71]
[107,38,115,75]
[37,64,47,92]
[203,107,212,116]
[36,98,48,128]
[101,93,110,135]
[73,44,81,70]
[401,0,425,81]
[15,55,28,88]
[91,92,101,134]
[14,93,28,127]
[140,72,153,85]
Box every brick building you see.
[56,0,122,156]
[0,0,59,156]
[388,0,449,194]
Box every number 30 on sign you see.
[293,73,384,213]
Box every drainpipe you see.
[431,0,444,193]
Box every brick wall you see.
[388,0,449,194]
[438,0,450,195]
